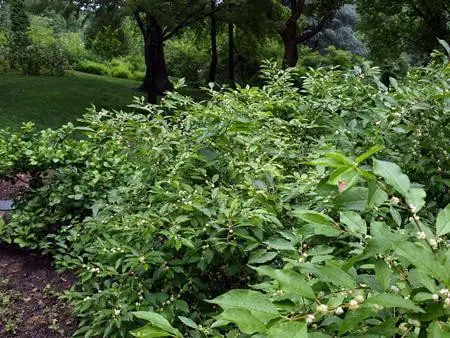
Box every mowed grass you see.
[0,71,144,130]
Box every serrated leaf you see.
[208,290,279,322]
[374,260,391,290]
[366,293,425,312]
[436,204,450,237]
[267,320,307,338]
[217,308,266,334]
[340,211,367,236]
[373,159,410,199]
[253,266,315,299]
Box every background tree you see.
[307,4,366,56]
[8,0,29,68]
[357,0,450,69]
[279,0,345,67]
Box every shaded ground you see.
[0,246,76,337]
[0,178,77,337]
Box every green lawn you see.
[0,71,144,130]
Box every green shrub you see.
[74,59,109,76]
[0,50,448,337]
[90,25,123,59]
[0,30,9,73]
[21,43,69,76]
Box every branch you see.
[133,8,146,36]
[289,0,306,24]
[296,12,333,44]
[163,2,225,41]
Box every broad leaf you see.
[314,265,356,289]
[132,312,182,337]
[373,159,410,199]
[253,266,315,299]
[267,320,307,338]
[340,211,367,235]
[208,290,279,322]
[374,260,391,290]
[436,204,450,237]
[366,293,424,312]
[217,308,266,334]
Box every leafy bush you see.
[90,25,124,59]
[0,49,448,337]
[21,43,69,76]
[74,59,109,76]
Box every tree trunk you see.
[209,0,218,83]
[139,14,173,104]
[228,21,235,85]
[281,21,299,68]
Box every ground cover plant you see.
[0,46,448,337]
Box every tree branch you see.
[133,8,146,36]
[296,12,333,44]
[163,2,225,41]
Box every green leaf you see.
[436,204,450,237]
[208,290,279,322]
[267,320,307,338]
[292,209,334,226]
[334,187,368,211]
[314,265,356,289]
[366,293,425,312]
[248,250,278,264]
[340,211,367,236]
[356,145,384,164]
[217,308,266,334]
[131,325,175,337]
[253,266,315,299]
[374,260,391,290]
[373,159,410,198]
[427,321,447,338]
[264,239,296,251]
[405,187,426,213]
[178,316,198,329]
[132,312,182,337]
[408,269,438,293]
[395,242,448,282]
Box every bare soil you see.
[0,178,77,337]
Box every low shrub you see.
[74,59,109,76]
[21,43,69,76]
[0,48,448,337]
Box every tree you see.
[130,0,226,103]
[307,4,366,56]
[356,0,450,67]
[8,0,29,68]
[279,0,344,67]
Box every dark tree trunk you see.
[281,20,299,68]
[136,12,173,104]
[228,21,235,85]
[209,0,218,83]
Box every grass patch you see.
[0,71,144,130]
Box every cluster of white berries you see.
[90,267,100,273]
[111,247,125,253]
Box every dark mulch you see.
[0,177,77,337]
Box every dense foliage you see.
[0,45,448,336]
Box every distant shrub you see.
[0,30,9,73]
[110,63,132,79]
[74,60,109,76]
[90,26,123,59]
[166,33,209,85]
[59,32,90,64]
[21,43,69,76]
